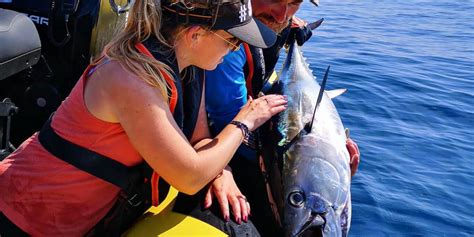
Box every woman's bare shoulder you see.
[85,59,169,121]
[93,60,143,87]
[92,60,162,98]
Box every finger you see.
[230,195,242,224]
[266,96,287,105]
[351,150,360,174]
[203,187,213,209]
[347,139,360,161]
[257,95,287,107]
[247,200,251,216]
[350,154,360,177]
[346,138,357,161]
[346,138,360,176]
[353,140,360,154]
[346,142,355,166]
[238,195,249,223]
[269,97,288,107]
[269,105,288,115]
[217,192,230,222]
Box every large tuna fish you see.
[259,42,352,237]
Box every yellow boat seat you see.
[124,187,227,237]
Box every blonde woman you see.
[0,0,286,235]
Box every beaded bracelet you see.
[230,120,250,142]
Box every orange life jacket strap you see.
[243,43,255,98]
[135,42,177,207]
[135,43,178,113]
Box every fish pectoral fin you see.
[326,89,347,99]
[278,126,309,150]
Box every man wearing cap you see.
[174,0,361,236]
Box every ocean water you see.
[292,0,474,235]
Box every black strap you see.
[0,212,29,237]
[38,116,131,190]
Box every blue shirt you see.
[205,47,247,135]
[205,47,257,160]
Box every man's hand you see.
[346,137,360,177]
[203,166,250,224]
[287,16,324,46]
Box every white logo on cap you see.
[239,5,247,22]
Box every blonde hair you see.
[97,0,181,99]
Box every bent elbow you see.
[179,187,200,195]
[174,177,208,195]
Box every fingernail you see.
[236,217,241,225]
[243,216,248,223]
[224,215,230,222]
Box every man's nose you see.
[271,3,288,23]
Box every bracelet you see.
[230,120,250,142]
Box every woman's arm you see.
[85,61,287,195]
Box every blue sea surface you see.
[294,0,474,236]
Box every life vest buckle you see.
[127,193,143,207]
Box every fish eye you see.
[288,191,305,207]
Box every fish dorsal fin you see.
[304,65,330,134]
[326,89,347,99]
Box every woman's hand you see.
[233,94,287,131]
[203,166,250,224]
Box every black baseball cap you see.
[162,0,277,48]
